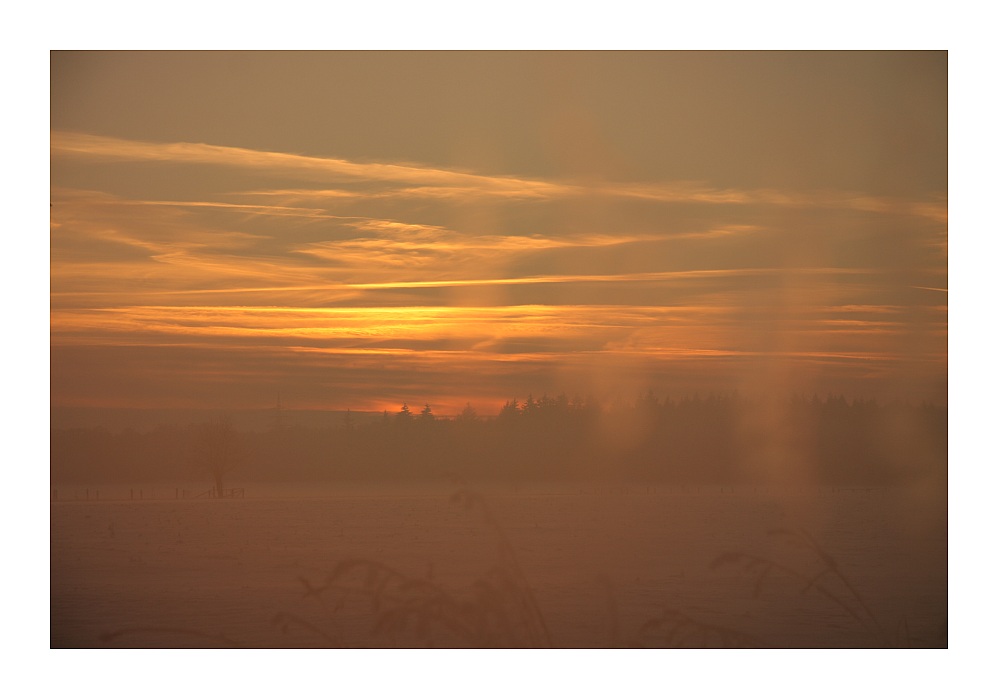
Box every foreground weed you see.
[98,626,242,647]
[633,608,764,648]
[283,488,552,648]
[280,493,935,648]
[712,527,912,647]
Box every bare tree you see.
[193,416,241,497]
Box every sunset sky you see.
[50,51,947,415]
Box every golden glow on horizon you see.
[51,303,946,369]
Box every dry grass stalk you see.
[711,527,896,646]
[290,488,552,648]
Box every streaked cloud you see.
[51,128,946,409]
[53,131,946,222]
[51,131,571,199]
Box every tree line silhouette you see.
[50,393,946,488]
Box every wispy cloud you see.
[251,182,948,222]
[136,200,344,220]
[50,298,945,413]
[338,267,876,290]
[51,301,944,361]
[53,131,947,221]
[51,131,570,199]
[294,225,733,273]
[50,130,947,409]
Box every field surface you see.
[51,484,947,648]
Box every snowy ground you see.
[50,483,947,648]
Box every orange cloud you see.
[50,130,947,410]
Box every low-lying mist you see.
[51,393,946,491]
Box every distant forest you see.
[51,393,946,487]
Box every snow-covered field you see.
[51,483,947,648]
